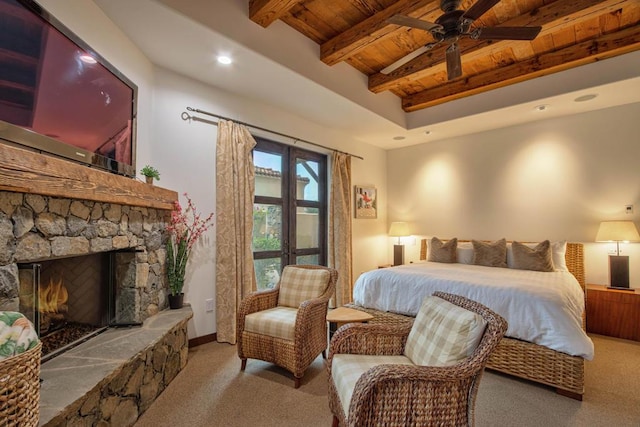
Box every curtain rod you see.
[181,106,364,160]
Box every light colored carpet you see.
[135,334,640,426]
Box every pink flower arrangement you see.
[166,193,214,296]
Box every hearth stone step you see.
[39,305,193,426]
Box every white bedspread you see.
[353,262,594,359]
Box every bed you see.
[348,240,591,400]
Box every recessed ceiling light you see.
[79,54,97,64]
[574,94,598,102]
[393,136,406,140]
[217,55,232,65]
[534,104,549,112]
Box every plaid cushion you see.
[244,307,298,341]
[404,296,487,366]
[332,354,414,417]
[277,266,330,308]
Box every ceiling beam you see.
[249,0,303,28]
[320,0,442,66]
[401,24,640,111]
[369,0,632,93]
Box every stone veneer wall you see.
[0,190,171,320]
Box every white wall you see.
[152,68,387,338]
[388,103,640,288]
[39,1,388,339]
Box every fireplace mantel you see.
[0,143,177,210]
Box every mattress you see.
[352,262,594,359]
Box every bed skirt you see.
[343,303,584,400]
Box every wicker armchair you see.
[327,292,508,427]
[237,264,337,388]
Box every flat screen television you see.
[0,0,137,177]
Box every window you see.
[252,138,327,289]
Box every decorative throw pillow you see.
[472,239,507,268]
[506,241,568,271]
[404,296,487,366]
[277,266,330,308]
[0,311,40,360]
[428,237,458,263]
[510,240,554,272]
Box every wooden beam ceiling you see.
[369,0,633,94]
[249,0,640,112]
[402,25,640,111]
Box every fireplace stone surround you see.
[0,190,170,320]
[0,143,185,425]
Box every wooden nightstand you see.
[586,284,640,341]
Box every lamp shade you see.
[389,222,410,237]
[595,221,640,242]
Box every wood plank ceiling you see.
[249,0,640,112]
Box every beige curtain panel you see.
[215,120,257,344]
[329,152,353,307]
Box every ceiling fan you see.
[382,0,542,80]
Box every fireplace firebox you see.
[17,250,139,361]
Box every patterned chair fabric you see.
[277,266,331,308]
[327,292,508,427]
[404,296,487,366]
[237,265,338,388]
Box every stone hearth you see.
[39,306,193,426]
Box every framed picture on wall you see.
[355,185,377,219]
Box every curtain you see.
[215,120,257,344]
[329,152,353,307]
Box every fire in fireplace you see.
[18,252,114,361]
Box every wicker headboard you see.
[419,239,585,291]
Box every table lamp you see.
[595,220,640,289]
[389,222,410,266]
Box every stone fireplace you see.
[0,190,170,329]
[0,143,190,425]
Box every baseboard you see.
[189,333,217,348]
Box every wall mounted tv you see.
[0,0,137,177]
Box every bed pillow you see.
[456,242,474,264]
[472,239,507,268]
[551,241,568,271]
[506,240,568,271]
[405,296,487,366]
[510,240,554,272]
[428,237,458,263]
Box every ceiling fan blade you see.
[462,0,501,22]
[475,26,542,40]
[387,14,443,33]
[380,43,439,75]
[446,43,462,80]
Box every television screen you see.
[0,0,137,176]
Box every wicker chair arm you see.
[327,323,413,368]
[294,295,331,338]
[347,362,480,426]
